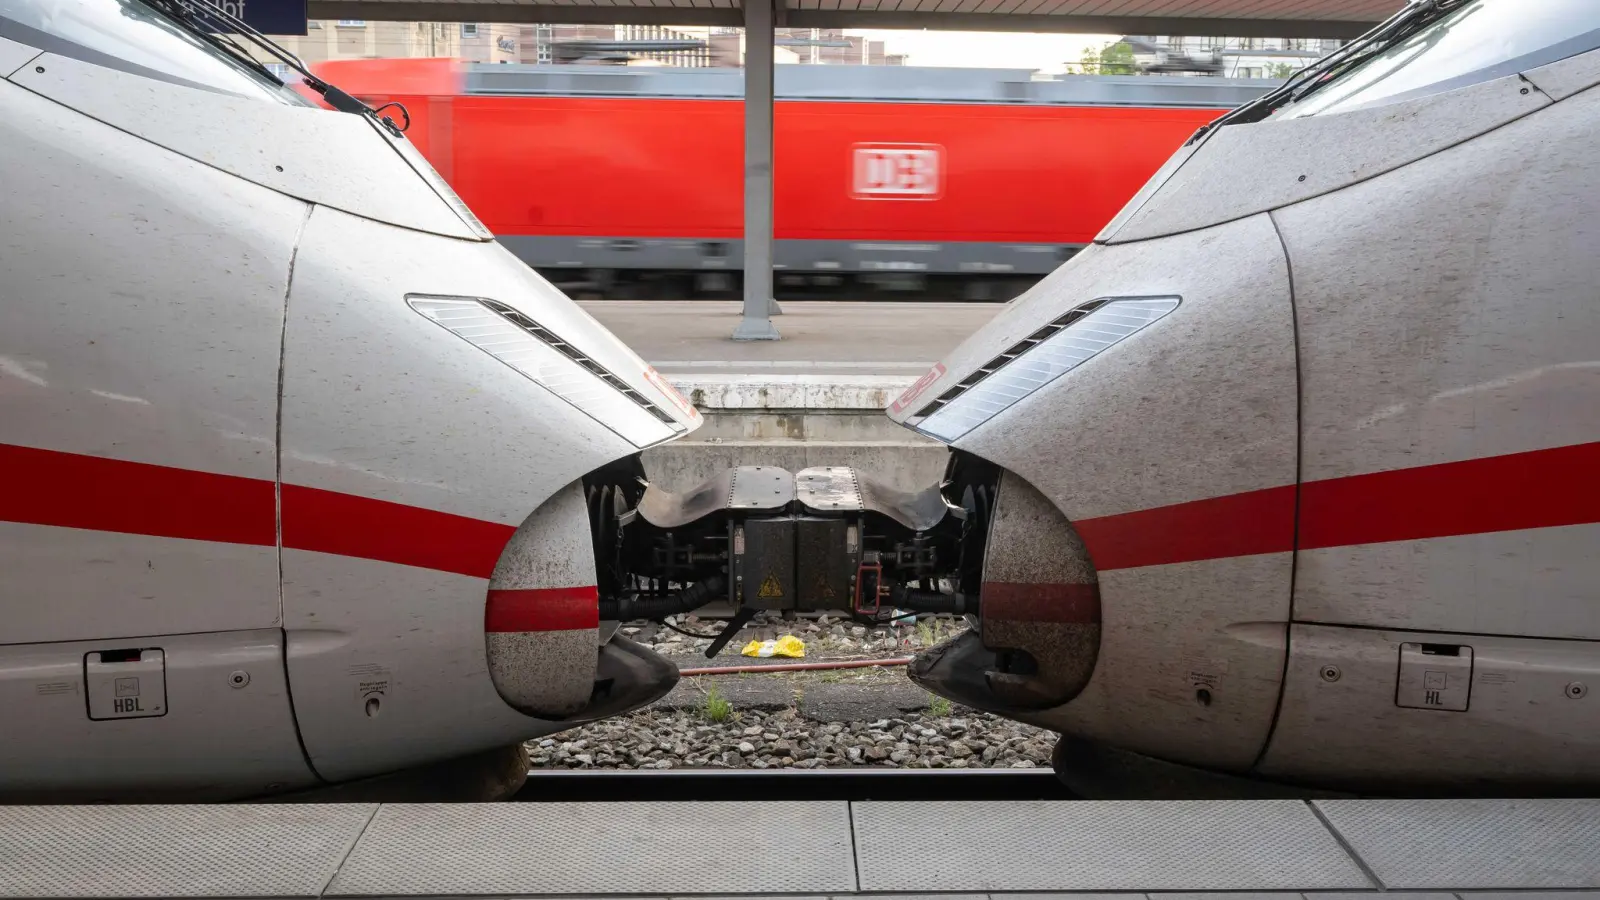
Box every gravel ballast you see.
[527,706,1055,771]
[525,612,1054,771]
[630,612,968,659]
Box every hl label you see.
[852,144,944,200]
[1396,642,1472,712]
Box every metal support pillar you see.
[732,0,782,341]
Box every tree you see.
[1098,40,1137,75]
[1077,40,1137,75]
[1265,61,1300,79]
[1078,44,1102,74]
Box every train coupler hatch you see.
[586,464,989,658]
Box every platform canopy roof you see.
[306,0,1406,38]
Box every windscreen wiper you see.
[142,0,402,135]
[1187,0,1471,144]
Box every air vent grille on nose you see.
[407,295,687,448]
[912,296,1180,442]
[914,299,1112,420]
[478,299,680,427]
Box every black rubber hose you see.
[890,586,974,616]
[599,574,728,621]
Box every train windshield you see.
[1270,0,1600,119]
[0,0,310,105]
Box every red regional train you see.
[312,58,1276,299]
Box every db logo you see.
[851,143,944,200]
[891,362,947,414]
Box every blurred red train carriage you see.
[313,57,1273,299]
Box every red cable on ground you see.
[677,656,915,677]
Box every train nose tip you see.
[907,632,991,703]
[909,466,1103,716]
[568,633,681,724]
[910,629,1093,713]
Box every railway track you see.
[516,767,1074,802]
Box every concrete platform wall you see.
[642,375,949,494]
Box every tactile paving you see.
[852,800,1371,892]
[1313,799,1600,889]
[0,804,376,898]
[325,801,856,896]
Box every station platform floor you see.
[4,798,1598,899]
[580,300,1002,377]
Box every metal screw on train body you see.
[229,670,251,689]
[1566,681,1587,699]
[1320,665,1341,682]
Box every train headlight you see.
[912,296,1180,443]
[408,295,687,448]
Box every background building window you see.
[461,23,478,36]
[336,19,365,26]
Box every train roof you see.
[464,63,1280,107]
[312,59,1279,108]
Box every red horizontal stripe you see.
[280,484,516,579]
[0,443,275,547]
[1075,485,1296,571]
[486,586,599,632]
[6,441,1595,581]
[1300,441,1600,550]
[1074,441,1600,571]
[982,582,1100,624]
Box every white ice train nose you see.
[275,204,701,786]
[890,215,1300,779]
[481,479,681,723]
[909,469,1102,713]
[0,2,703,801]
[484,482,604,717]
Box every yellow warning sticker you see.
[815,576,836,600]
[757,574,784,599]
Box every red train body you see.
[313,59,1272,298]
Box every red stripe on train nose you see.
[982,582,1100,623]
[485,586,600,632]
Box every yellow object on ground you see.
[740,635,806,658]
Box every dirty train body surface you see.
[901,0,1600,797]
[1,0,1597,802]
[0,0,702,802]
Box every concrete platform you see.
[3,799,1597,898]
[592,301,989,493]
[581,300,1002,377]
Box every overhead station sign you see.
[192,0,309,36]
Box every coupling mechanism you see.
[584,461,997,657]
